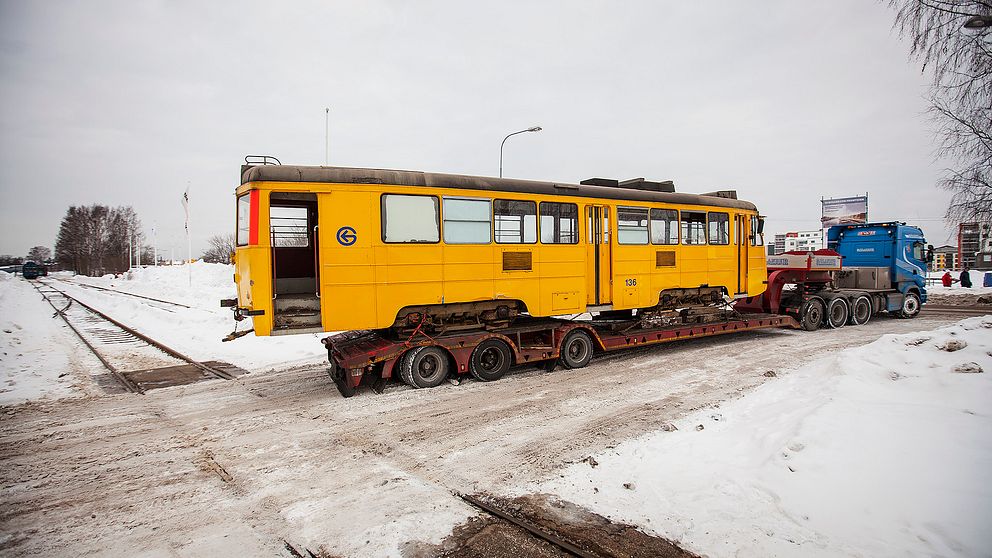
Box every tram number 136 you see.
[624,278,637,287]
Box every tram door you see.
[269,192,322,333]
[735,214,749,296]
[585,206,612,305]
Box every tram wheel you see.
[559,329,594,369]
[399,346,450,389]
[800,298,825,331]
[849,296,872,326]
[826,298,849,329]
[469,339,512,382]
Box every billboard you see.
[821,195,868,229]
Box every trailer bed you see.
[322,313,799,396]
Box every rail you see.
[34,280,235,390]
[54,277,193,309]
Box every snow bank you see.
[0,277,87,405]
[928,270,992,295]
[60,263,326,372]
[539,316,992,557]
[77,261,236,307]
[927,284,992,296]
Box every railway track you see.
[52,277,194,310]
[33,280,239,394]
[921,304,991,318]
[451,493,696,558]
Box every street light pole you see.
[325,107,330,166]
[500,126,542,178]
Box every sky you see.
[0,0,962,259]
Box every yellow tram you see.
[230,162,767,336]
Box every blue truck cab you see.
[827,222,928,305]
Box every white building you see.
[771,230,823,254]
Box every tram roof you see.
[241,165,758,211]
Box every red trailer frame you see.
[322,313,798,396]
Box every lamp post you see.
[325,107,330,166]
[500,126,542,178]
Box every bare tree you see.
[26,246,51,263]
[55,205,143,275]
[201,234,236,264]
[889,1,992,223]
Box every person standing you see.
[960,267,972,288]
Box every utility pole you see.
[183,183,192,286]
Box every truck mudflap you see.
[320,314,799,397]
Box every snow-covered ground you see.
[928,270,992,295]
[2,264,991,556]
[57,263,326,370]
[538,316,992,557]
[0,272,99,405]
[0,263,326,405]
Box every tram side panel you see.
[319,190,379,331]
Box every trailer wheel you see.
[826,298,849,329]
[559,329,594,369]
[899,293,921,319]
[469,339,512,382]
[328,362,356,398]
[849,296,872,326]
[399,346,450,388]
[800,299,825,331]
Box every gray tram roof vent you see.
[701,190,739,200]
[580,178,620,188]
[620,178,675,193]
[580,177,676,193]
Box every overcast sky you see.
[0,0,959,259]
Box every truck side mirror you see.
[757,218,765,235]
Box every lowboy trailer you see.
[320,221,928,397]
[323,313,798,397]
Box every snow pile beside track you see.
[61,263,327,372]
[81,261,237,307]
[539,316,992,557]
[0,277,89,405]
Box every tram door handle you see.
[313,225,320,298]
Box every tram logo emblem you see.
[336,226,357,246]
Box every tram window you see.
[494,199,536,244]
[650,208,678,245]
[270,206,309,247]
[617,207,649,245]
[539,202,579,244]
[236,194,250,246]
[381,194,440,243]
[708,212,730,245]
[681,211,707,245]
[443,197,491,244]
[750,216,764,246]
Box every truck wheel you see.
[849,296,872,326]
[899,293,921,319]
[399,346,449,388]
[559,329,594,369]
[800,299,825,331]
[469,339,512,382]
[826,298,849,329]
